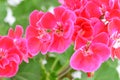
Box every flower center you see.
[81,41,92,56]
[111,31,120,48]
[37,28,51,42]
[55,22,64,36]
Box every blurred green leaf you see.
[10,0,60,29]
[10,59,45,80]
[94,59,119,80]
[57,45,74,65]
[0,0,10,35]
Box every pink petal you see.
[70,48,102,72]
[0,59,9,68]
[7,54,20,64]
[49,35,71,53]
[29,10,44,27]
[8,28,14,38]
[85,1,102,18]
[61,8,76,22]
[54,6,65,20]
[76,17,94,38]
[15,25,23,38]
[38,12,56,29]
[26,26,39,39]
[92,32,109,45]
[108,18,120,34]
[0,62,18,77]
[0,37,14,50]
[40,42,51,55]
[8,48,22,64]
[105,9,120,20]
[63,20,74,38]
[27,37,41,56]
[74,35,88,50]
[90,18,106,35]
[91,43,110,62]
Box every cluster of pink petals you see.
[1,0,120,77]
[59,0,120,72]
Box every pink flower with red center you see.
[8,25,28,63]
[108,18,120,60]
[70,32,110,72]
[37,6,76,53]
[26,10,53,55]
[0,37,21,77]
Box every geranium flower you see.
[26,10,53,55]
[37,6,76,53]
[70,32,110,72]
[0,37,21,77]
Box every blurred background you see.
[0,0,120,80]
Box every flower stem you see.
[58,65,72,79]
[39,58,50,80]
[51,58,59,71]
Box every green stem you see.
[39,58,50,80]
[57,60,69,74]
[51,58,59,71]
[58,65,72,79]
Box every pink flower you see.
[26,10,53,55]
[8,25,28,63]
[0,37,21,77]
[108,18,120,60]
[38,6,76,53]
[70,32,110,72]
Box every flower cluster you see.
[1,0,120,77]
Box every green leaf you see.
[0,0,9,35]
[10,59,45,80]
[57,45,74,65]
[94,60,119,80]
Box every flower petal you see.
[29,10,44,27]
[38,12,56,29]
[92,32,109,45]
[91,43,110,62]
[70,48,102,72]
[27,37,40,56]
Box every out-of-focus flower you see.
[7,0,23,6]
[71,71,82,79]
[4,8,16,26]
